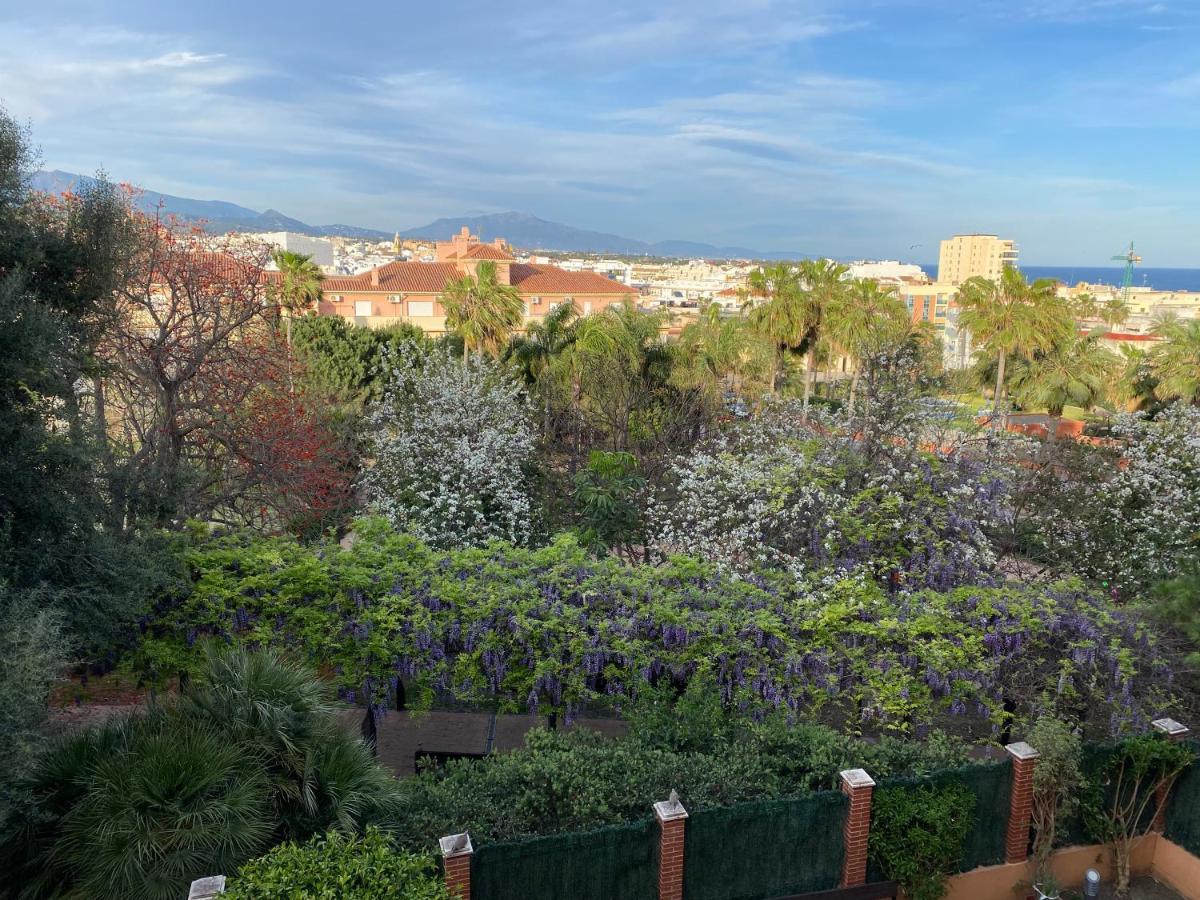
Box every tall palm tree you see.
[441,260,525,362]
[744,263,805,395]
[824,278,908,412]
[1070,291,1099,322]
[1151,315,1200,404]
[955,267,1072,423]
[272,249,325,347]
[677,304,773,399]
[1008,329,1119,418]
[1100,297,1131,330]
[795,259,850,411]
[504,300,578,384]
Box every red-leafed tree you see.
[97,209,353,532]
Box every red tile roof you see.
[446,243,514,261]
[157,251,280,284]
[509,264,638,295]
[321,262,461,294]
[320,261,637,297]
[1091,331,1163,342]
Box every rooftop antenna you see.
[1110,242,1142,302]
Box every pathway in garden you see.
[52,703,627,778]
[336,710,628,776]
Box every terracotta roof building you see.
[318,227,637,332]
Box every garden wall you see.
[427,728,1200,900]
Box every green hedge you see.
[867,759,1010,881]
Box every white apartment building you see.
[260,232,335,269]
[846,260,929,282]
[937,234,1018,285]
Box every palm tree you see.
[1151,315,1200,404]
[744,263,805,395]
[1008,330,1119,419]
[1100,297,1131,330]
[441,260,525,362]
[1070,291,1099,322]
[743,260,847,404]
[955,267,1072,423]
[795,259,850,411]
[272,249,325,347]
[677,304,773,400]
[824,278,908,413]
[505,300,578,384]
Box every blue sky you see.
[2,0,1197,263]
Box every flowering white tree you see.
[1036,404,1200,593]
[362,348,535,548]
[649,398,1007,589]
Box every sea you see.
[926,266,1200,293]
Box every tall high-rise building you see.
[937,234,1018,285]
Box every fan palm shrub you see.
[4,712,271,900]
[1,647,399,899]
[181,644,403,837]
[56,719,271,900]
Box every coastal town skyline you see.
[2,1,1197,265]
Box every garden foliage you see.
[363,349,536,548]
[224,828,448,900]
[389,716,972,848]
[869,781,975,900]
[0,647,398,900]
[132,518,1171,738]
[650,398,1010,588]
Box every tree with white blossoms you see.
[649,389,1011,590]
[1033,403,1200,595]
[362,347,535,548]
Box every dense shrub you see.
[1029,405,1200,594]
[3,712,273,900]
[869,781,975,900]
[224,828,448,900]
[0,647,398,900]
[132,519,1174,739]
[650,399,1010,589]
[387,720,973,849]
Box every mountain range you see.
[31,170,801,259]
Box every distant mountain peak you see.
[30,171,801,259]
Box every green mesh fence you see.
[682,790,847,900]
[471,818,657,900]
[866,759,1012,882]
[1165,741,1200,854]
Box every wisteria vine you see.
[131,518,1176,740]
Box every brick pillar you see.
[1005,741,1040,864]
[1152,718,1190,833]
[654,790,689,900]
[440,832,473,900]
[839,768,875,888]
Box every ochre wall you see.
[942,836,1199,900]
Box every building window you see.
[583,300,593,314]
[408,300,434,317]
[354,300,372,317]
